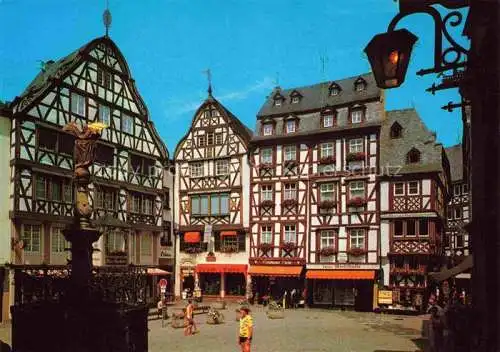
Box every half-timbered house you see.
[7,35,172,306]
[174,90,252,299]
[379,109,449,312]
[249,73,385,310]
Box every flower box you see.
[346,152,366,162]
[185,246,203,254]
[284,160,298,168]
[319,247,337,257]
[260,200,275,208]
[347,197,367,207]
[220,245,238,253]
[319,200,336,209]
[319,156,336,165]
[348,248,367,256]
[282,199,298,207]
[259,163,273,170]
[258,243,274,251]
[282,242,297,251]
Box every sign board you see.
[204,224,212,243]
[306,263,380,270]
[378,290,393,305]
[159,279,168,289]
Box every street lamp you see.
[364,29,418,89]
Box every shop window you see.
[51,227,68,253]
[22,224,41,253]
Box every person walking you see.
[184,299,197,336]
[238,307,253,352]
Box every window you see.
[283,145,296,161]
[407,219,416,236]
[407,148,421,163]
[216,159,229,176]
[96,188,115,210]
[462,184,468,194]
[191,194,229,216]
[207,132,214,146]
[143,196,154,215]
[408,181,419,195]
[454,184,461,196]
[455,207,462,219]
[198,135,206,147]
[349,181,365,198]
[122,115,133,134]
[99,105,111,126]
[284,183,297,200]
[261,185,273,201]
[106,231,125,253]
[262,123,273,136]
[394,220,403,237]
[51,227,68,253]
[22,224,41,253]
[261,226,273,244]
[349,138,363,153]
[36,175,47,200]
[131,194,142,213]
[190,163,204,177]
[456,235,464,248]
[71,93,85,116]
[285,120,296,134]
[419,219,429,237]
[320,183,335,201]
[320,230,335,248]
[215,133,223,145]
[394,183,405,195]
[447,208,453,220]
[96,144,114,166]
[52,182,61,201]
[351,109,364,123]
[222,235,238,249]
[350,229,365,249]
[274,99,282,107]
[38,129,57,150]
[329,87,340,96]
[261,148,273,164]
[323,114,334,128]
[211,109,217,117]
[59,134,74,155]
[284,225,296,243]
[140,234,152,256]
[320,143,334,158]
[291,96,300,104]
[63,183,72,203]
[355,81,366,91]
[390,122,402,138]
[203,110,210,118]
[103,71,113,90]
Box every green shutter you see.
[238,232,246,252]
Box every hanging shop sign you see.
[204,224,212,243]
[378,290,393,305]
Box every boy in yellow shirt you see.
[238,307,253,352]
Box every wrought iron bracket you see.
[388,0,469,76]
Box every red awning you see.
[196,264,247,274]
[306,270,375,280]
[184,232,201,243]
[248,266,302,277]
[220,231,237,237]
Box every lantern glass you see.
[364,29,418,89]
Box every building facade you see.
[5,36,172,314]
[379,109,450,312]
[249,74,385,310]
[174,92,252,299]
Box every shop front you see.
[248,266,304,304]
[306,269,376,311]
[195,264,248,298]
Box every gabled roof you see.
[445,144,464,182]
[257,73,381,117]
[174,95,252,158]
[380,108,449,176]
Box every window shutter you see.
[179,233,185,251]
[214,232,221,251]
[238,232,246,252]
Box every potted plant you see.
[206,308,225,325]
[258,243,273,252]
[260,200,275,208]
[258,163,273,170]
[266,300,285,319]
[347,197,366,207]
[319,156,336,165]
[220,245,238,253]
[284,159,297,168]
[346,152,366,162]
[282,242,297,251]
[319,200,336,209]
[185,246,202,254]
[171,311,187,329]
[282,199,298,207]
[348,247,367,256]
[206,251,216,262]
[319,247,337,257]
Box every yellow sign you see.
[378,290,393,305]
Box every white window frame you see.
[71,93,85,116]
[215,159,229,176]
[320,230,335,249]
[263,123,273,136]
[394,182,405,196]
[285,120,296,134]
[99,105,111,126]
[320,143,334,158]
[261,185,273,201]
[284,225,297,243]
[190,162,204,178]
[284,145,296,161]
[408,181,419,195]
[350,229,365,249]
[349,181,365,198]
[349,138,363,153]
[320,183,335,201]
[22,224,41,253]
[261,148,273,164]
[261,226,273,244]
[284,183,297,200]
[51,227,68,253]
[122,114,133,134]
[330,87,339,96]
[274,99,282,107]
[351,109,363,123]
[323,114,334,128]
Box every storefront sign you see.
[160,246,173,259]
[378,290,393,305]
[306,263,380,270]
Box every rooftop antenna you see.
[274,72,280,88]
[103,0,112,37]
[203,69,213,96]
[320,53,329,108]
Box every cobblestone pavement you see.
[149,305,427,352]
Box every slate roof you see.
[380,108,448,176]
[257,73,381,117]
[445,144,463,182]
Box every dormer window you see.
[274,99,282,107]
[354,77,367,92]
[291,96,300,104]
[290,90,302,104]
[262,123,274,136]
[273,92,285,107]
[407,148,421,164]
[350,108,365,124]
[328,83,341,96]
[285,120,296,134]
[390,122,403,139]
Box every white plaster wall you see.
[0,115,11,264]
[241,154,250,228]
[380,182,389,211]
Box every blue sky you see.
[0,0,467,152]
